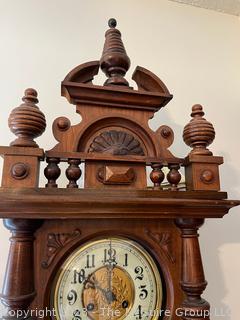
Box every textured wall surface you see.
[169,0,240,16]
[0,0,240,319]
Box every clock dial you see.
[52,237,162,320]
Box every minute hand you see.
[84,277,117,303]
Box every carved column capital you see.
[175,218,204,231]
[3,218,42,233]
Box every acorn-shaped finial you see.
[8,88,46,147]
[100,19,130,86]
[183,104,215,155]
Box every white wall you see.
[0,0,240,318]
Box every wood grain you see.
[0,188,237,219]
[0,19,239,320]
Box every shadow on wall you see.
[148,102,189,157]
[151,109,240,320]
[201,153,240,320]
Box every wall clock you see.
[0,18,239,320]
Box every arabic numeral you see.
[134,305,143,319]
[123,253,128,267]
[67,289,77,305]
[72,309,82,320]
[103,248,116,264]
[86,254,95,268]
[139,285,148,300]
[134,266,144,280]
[72,269,85,284]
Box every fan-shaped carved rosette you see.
[88,130,145,156]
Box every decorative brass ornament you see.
[82,266,134,320]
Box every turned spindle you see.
[44,158,61,188]
[150,164,165,189]
[167,164,181,191]
[66,159,82,188]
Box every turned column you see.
[0,219,42,319]
[175,218,210,320]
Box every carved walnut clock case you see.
[0,19,239,320]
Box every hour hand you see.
[103,289,117,303]
[84,273,116,303]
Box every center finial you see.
[100,19,130,86]
[108,18,117,28]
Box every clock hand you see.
[106,263,115,300]
[107,239,115,295]
[84,274,117,304]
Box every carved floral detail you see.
[145,229,176,263]
[88,130,145,156]
[41,229,81,268]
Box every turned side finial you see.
[100,18,131,87]
[183,104,215,155]
[8,88,46,147]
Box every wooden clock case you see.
[0,19,239,320]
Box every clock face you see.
[52,237,162,320]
